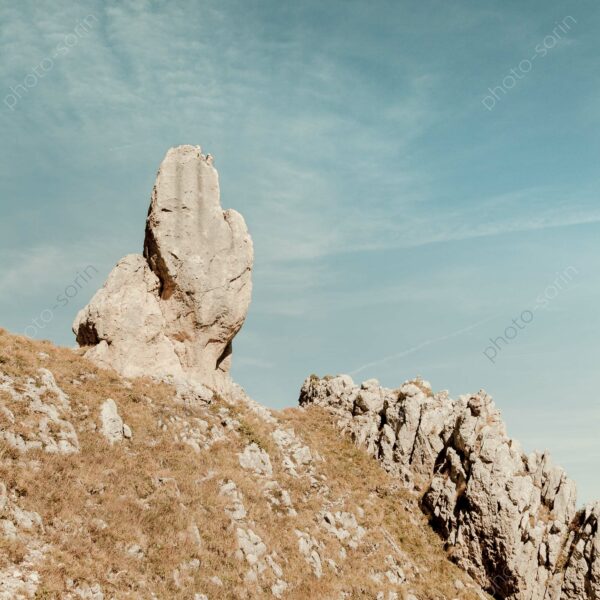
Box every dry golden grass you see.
[278,408,489,600]
[0,328,489,599]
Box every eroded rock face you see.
[73,146,253,392]
[558,502,600,599]
[299,374,599,600]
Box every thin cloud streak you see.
[349,316,497,377]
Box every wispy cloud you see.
[0,240,118,305]
[235,357,275,369]
[349,316,496,377]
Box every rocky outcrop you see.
[0,481,46,599]
[0,368,79,454]
[558,503,600,599]
[73,145,253,393]
[299,374,599,600]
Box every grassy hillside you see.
[0,328,488,599]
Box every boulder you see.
[100,399,128,444]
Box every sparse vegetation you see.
[0,328,488,599]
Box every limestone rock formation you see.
[0,367,79,454]
[559,502,600,598]
[73,145,253,392]
[299,374,599,600]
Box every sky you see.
[0,0,599,503]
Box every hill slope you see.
[0,329,489,600]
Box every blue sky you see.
[1,0,599,503]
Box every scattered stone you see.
[66,582,104,599]
[219,480,246,521]
[0,369,78,454]
[295,529,323,578]
[272,427,321,489]
[126,544,144,559]
[0,483,46,599]
[238,443,273,477]
[100,399,130,444]
[321,510,365,549]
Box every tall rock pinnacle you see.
[73,145,253,391]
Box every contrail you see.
[109,143,140,151]
[349,315,496,377]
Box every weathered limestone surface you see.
[0,368,79,454]
[299,375,599,600]
[73,146,253,392]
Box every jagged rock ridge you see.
[73,145,253,393]
[299,375,600,600]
